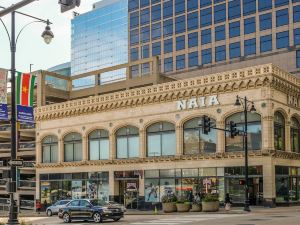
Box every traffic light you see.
[239,179,245,185]
[229,121,239,138]
[202,115,211,135]
[59,0,81,13]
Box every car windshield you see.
[90,200,109,207]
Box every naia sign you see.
[177,95,219,110]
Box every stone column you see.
[36,140,41,164]
[110,133,116,160]
[262,157,276,207]
[262,116,274,151]
[216,121,225,153]
[139,175,145,197]
[176,125,183,156]
[82,135,88,161]
[139,129,146,158]
[109,170,116,201]
[58,138,64,163]
[285,121,291,152]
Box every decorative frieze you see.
[34,64,300,121]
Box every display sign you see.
[177,95,219,110]
[8,160,23,167]
[0,69,8,121]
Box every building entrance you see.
[114,171,141,209]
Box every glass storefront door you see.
[119,180,139,209]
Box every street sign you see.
[8,160,23,167]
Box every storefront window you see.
[40,172,109,204]
[89,129,109,160]
[116,126,139,159]
[274,111,285,151]
[64,133,82,162]
[276,166,300,202]
[290,117,300,153]
[42,135,58,163]
[147,122,176,157]
[225,166,263,204]
[144,168,223,203]
[183,117,216,154]
[225,112,262,152]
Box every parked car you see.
[58,199,124,223]
[106,201,127,212]
[46,200,71,216]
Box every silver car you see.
[46,200,71,216]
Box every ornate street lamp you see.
[0,7,53,225]
[234,95,256,212]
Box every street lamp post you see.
[234,96,256,212]
[0,7,53,225]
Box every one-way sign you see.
[8,160,23,167]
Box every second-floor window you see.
[64,133,82,162]
[42,135,58,163]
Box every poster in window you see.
[145,180,159,202]
[72,181,82,199]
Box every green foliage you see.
[176,195,189,204]
[202,194,219,202]
[161,194,177,203]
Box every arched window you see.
[183,117,217,154]
[225,112,262,152]
[147,122,176,157]
[116,126,139,159]
[290,117,300,153]
[89,129,109,160]
[274,111,285,151]
[42,135,58,163]
[64,133,82,162]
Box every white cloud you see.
[0,0,101,72]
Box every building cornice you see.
[35,64,300,121]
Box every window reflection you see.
[274,111,285,151]
[147,122,176,157]
[225,112,262,152]
[290,117,300,153]
[183,117,216,154]
[116,126,139,159]
[42,135,58,163]
[64,133,82,162]
[89,130,109,160]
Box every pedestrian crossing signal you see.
[239,179,245,185]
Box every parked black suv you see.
[58,199,124,223]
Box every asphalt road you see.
[3,208,300,225]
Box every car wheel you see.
[93,212,102,223]
[63,213,71,223]
[46,209,52,217]
[113,218,121,222]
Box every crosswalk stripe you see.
[130,214,241,225]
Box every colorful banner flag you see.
[16,72,36,123]
[0,69,8,121]
[16,72,36,107]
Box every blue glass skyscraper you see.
[71,0,128,88]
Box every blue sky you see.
[0,0,100,73]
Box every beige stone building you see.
[34,63,300,209]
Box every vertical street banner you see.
[16,72,36,123]
[0,69,8,121]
